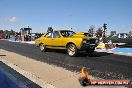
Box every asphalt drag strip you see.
[0,40,132,81]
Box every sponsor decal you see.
[79,67,132,86]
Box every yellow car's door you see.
[52,31,65,47]
[43,32,53,46]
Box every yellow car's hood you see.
[70,32,89,39]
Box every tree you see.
[129,30,132,35]
[96,27,103,38]
[10,29,15,35]
[88,25,95,37]
[128,30,132,38]
[0,30,4,34]
[110,31,116,36]
[5,30,8,34]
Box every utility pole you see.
[103,23,107,43]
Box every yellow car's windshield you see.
[60,31,76,37]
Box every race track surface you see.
[0,40,132,80]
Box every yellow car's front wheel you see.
[67,44,77,57]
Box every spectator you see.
[15,34,18,41]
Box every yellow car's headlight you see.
[83,40,89,44]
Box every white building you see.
[117,33,128,38]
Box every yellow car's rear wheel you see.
[40,43,46,52]
[67,44,77,57]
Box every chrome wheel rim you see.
[68,44,75,56]
[40,44,45,51]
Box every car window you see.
[61,31,75,37]
[45,32,52,38]
[53,31,60,38]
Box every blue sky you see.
[0,0,132,33]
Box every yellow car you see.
[35,30,99,56]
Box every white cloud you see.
[9,16,17,23]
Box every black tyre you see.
[86,48,95,55]
[67,44,77,57]
[40,43,46,52]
